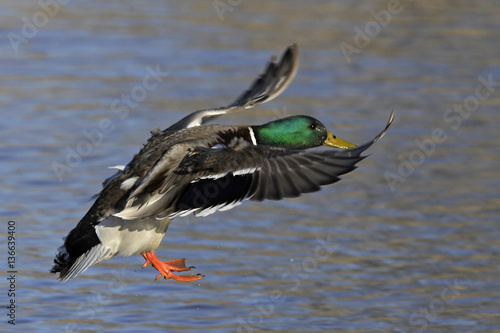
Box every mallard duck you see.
[51,44,393,282]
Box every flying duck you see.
[51,44,394,282]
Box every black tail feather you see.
[51,223,101,282]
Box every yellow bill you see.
[323,130,357,149]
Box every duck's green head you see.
[253,115,356,150]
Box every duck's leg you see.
[141,252,190,270]
[140,251,204,282]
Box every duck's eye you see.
[309,123,316,130]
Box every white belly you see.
[95,216,172,258]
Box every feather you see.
[165,44,298,131]
[57,244,113,283]
[120,177,139,191]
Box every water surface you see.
[1,1,499,332]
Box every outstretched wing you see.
[165,44,299,131]
[171,111,394,217]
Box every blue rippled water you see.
[1,1,499,332]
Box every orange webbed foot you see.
[140,251,204,282]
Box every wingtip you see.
[271,43,299,78]
[339,109,395,157]
[376,108,395,142]
[284,43,299,74]
[388,108,395,127]
[166,44,301,131]
[270,43,298,67]
[287,43,298,57]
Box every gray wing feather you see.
[174,111,393,210]
[116,110,393,219]
[166,44,299,131]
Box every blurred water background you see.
[1,1,499,332]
